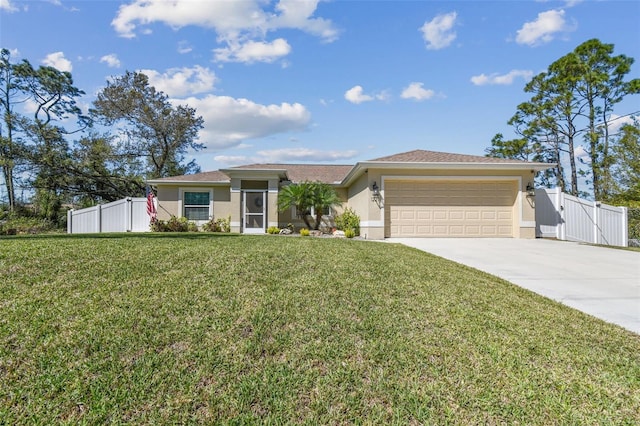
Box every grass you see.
[1,233,638,424]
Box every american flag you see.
[146,185,157,222]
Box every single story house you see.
[147,149,552,240]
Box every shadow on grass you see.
[0,232,242,241]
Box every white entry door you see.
[243,191,266,234]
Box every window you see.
[184,191,210,220]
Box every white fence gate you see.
[67,197,151,234]
[535,188,628,247]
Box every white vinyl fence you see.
[67,197,151,234]
[535,187,628,247]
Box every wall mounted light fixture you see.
[526,182,536,197]
[371,181,381,202]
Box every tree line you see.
[485,39,639,204]
[0,49,204,225]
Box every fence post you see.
[67,209,73,234]
[594,201,600,245]
[558,189,565,241]
[621,206,628,247]
[125,197,132,232]
[96,204,102,233]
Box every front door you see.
[243,191,266,234]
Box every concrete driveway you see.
[387,238,640,334]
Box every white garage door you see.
[385,180,517,238]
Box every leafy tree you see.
[573,39,640,199]
[485,133,530,161]
[277,181,342,230]
[69,134,145,204]
[14,59,88,223]
[492,39,638,198]
[91,71,204,178]
[0,48,27,211]
[609,122,640,203]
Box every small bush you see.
[344,228,356,239]
[299,228,310,237]
[0,214,55,235]
[201,218,216,232]
[151,216,197,232]
[335,207,360,236]
[267,226,281,234]
[202,215,231,233]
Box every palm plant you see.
[277,181,342,230]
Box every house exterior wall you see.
[155,184,233,225]
[156,186,179,221]
[346,172,383,239]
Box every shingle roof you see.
[230,164,353,184]
[150,149,549,185]
[369,149,530,164]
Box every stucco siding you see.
[156,186,179,221]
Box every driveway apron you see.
[387,238,640,334]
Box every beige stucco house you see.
[147,149,552,240]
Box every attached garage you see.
[384,179,518,238]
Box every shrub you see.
[202,215,231,233]
[0,214,56,235]
[299,228,310,237]
[216,215,231,233]
[335,207,360,236]
[267,226,281,234]
[344,228,356,239]
[151,216,197,232]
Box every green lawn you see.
[1,234,638,424]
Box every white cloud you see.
[401,82,435,101]
[345,86,372,104]
[574,145,590,162]
[100,54,121,68]
[420,11,457,50]
[42,51,72,72]
[177,41,193,54]
[605,114,636,134]
[176,94,311,149]
[111,0,338,63]
[269,0,339,42]
[0,0,18,12]
[515,9,574,46]
[214,38,291,63]
[214,148,357,166]
[344,85,387,104]
[212,155,251,166]
[470,70,533,86]
[255,148,358,163]
[141,66,217,97]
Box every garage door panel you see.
[465,211,480,220]
[386,180,517,238]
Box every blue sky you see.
[2,0,639,172]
